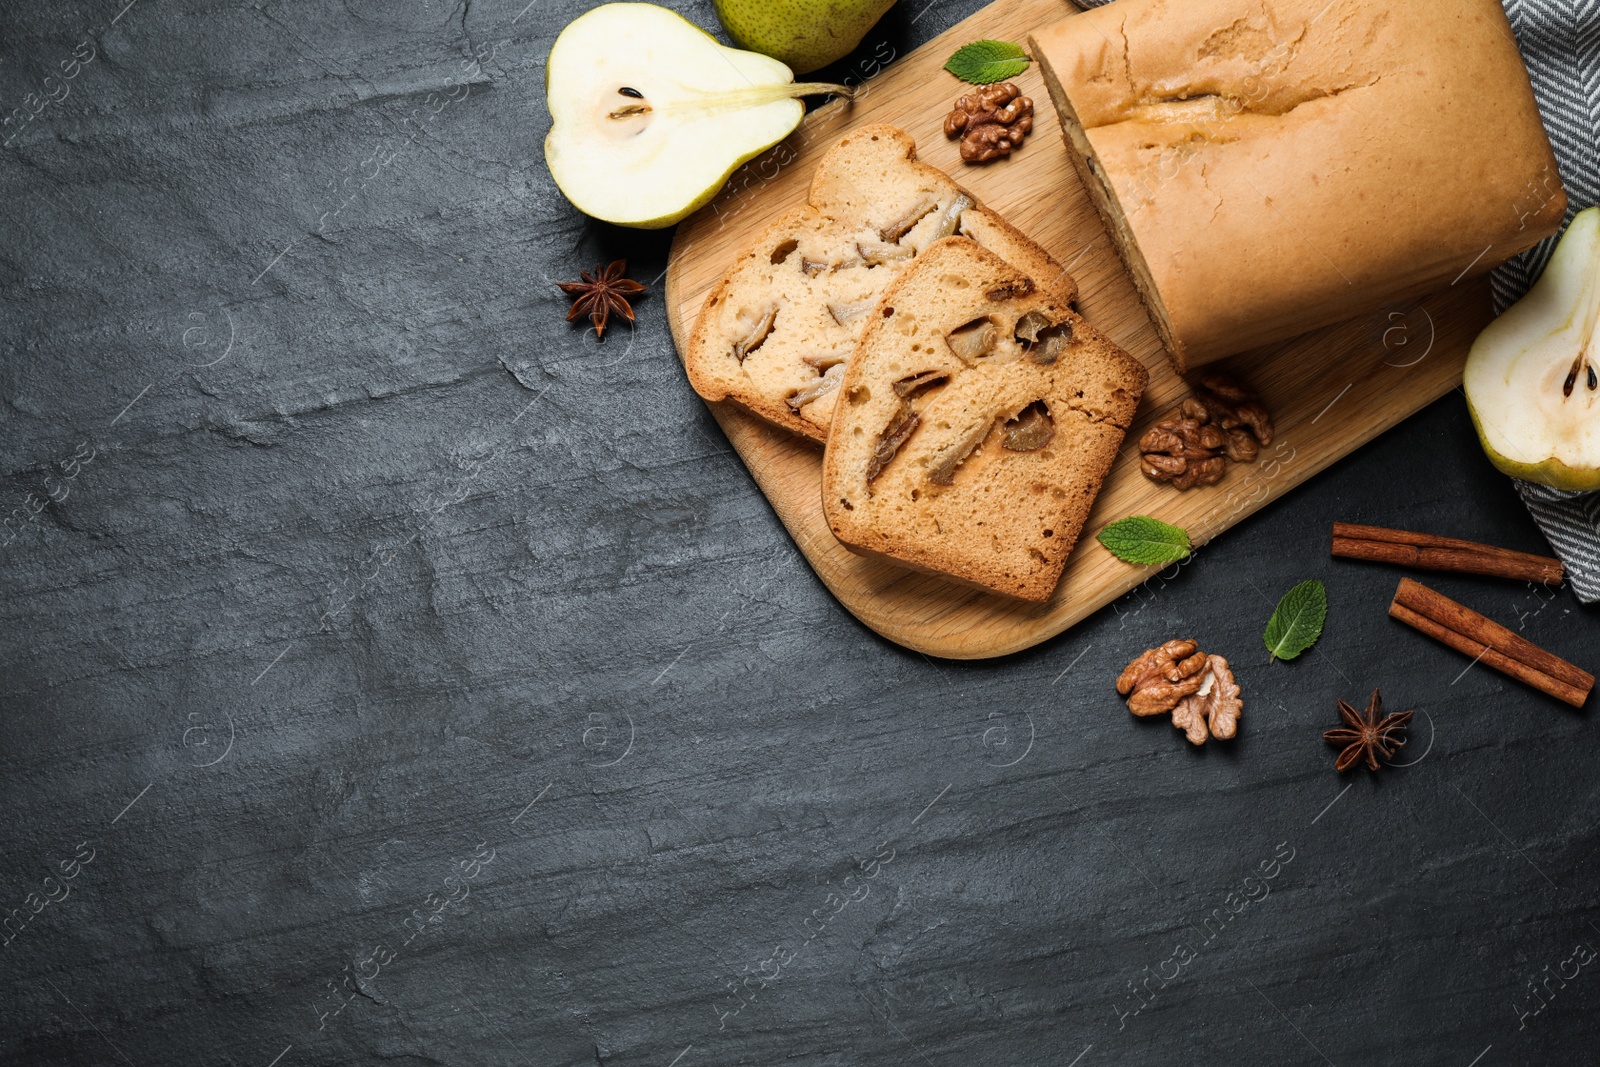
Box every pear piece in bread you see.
[685,124,1076,442]
[822,238,1148,602]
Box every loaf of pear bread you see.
[821,238,1149,602]
[1030,0,1566,371]
[685,125,1078,442]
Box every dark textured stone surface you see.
[2,1,1597,1064]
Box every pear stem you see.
[786,82,858,101]
[648,82,856,117]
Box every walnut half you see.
[1170,655,1241,745]
[944,82,1034,163]
[1117,642,1242,745]
[1115,639,1208,715]
[1139,405,1227,490]
[1138,373,1273,490]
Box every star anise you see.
[557,259,646,339]
[1322,689,1414,772]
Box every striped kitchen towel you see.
[1495,0,1600,603]
[1070,0,1600,600]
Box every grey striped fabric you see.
[1495,0,1600,603]
[1069,0,1600,600]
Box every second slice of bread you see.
[821,238,1148,602]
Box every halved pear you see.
[543,3,850,229]
[1464,206,1600,492]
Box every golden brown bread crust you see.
[821,238,1148,602]
[1031,0,1567,370]
[685,125,1078,442]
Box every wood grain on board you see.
[664,0,1493,659]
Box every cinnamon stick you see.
[1333,523,1564,584]
[1388,578,1593,707]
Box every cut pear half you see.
[1465,206,1600,492]
[543,3,851,229]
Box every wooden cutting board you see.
[664,0,1493,660]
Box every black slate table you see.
[3,1,1597,1064]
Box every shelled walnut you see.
[943,83,1033,163]
[1116,640,1242,746]
[1138,373,1273,490]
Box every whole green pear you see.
[714,0,898,75]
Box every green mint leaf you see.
[944,40,1031,85]
[1096,516,1192,566]
[1263,579,1328,662]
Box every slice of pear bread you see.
[685,124,1077,442]
[821,238,1148,602]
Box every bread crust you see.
[821,238,1149,602]
[685,125,1078,442]
[1031,0,1566,370]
